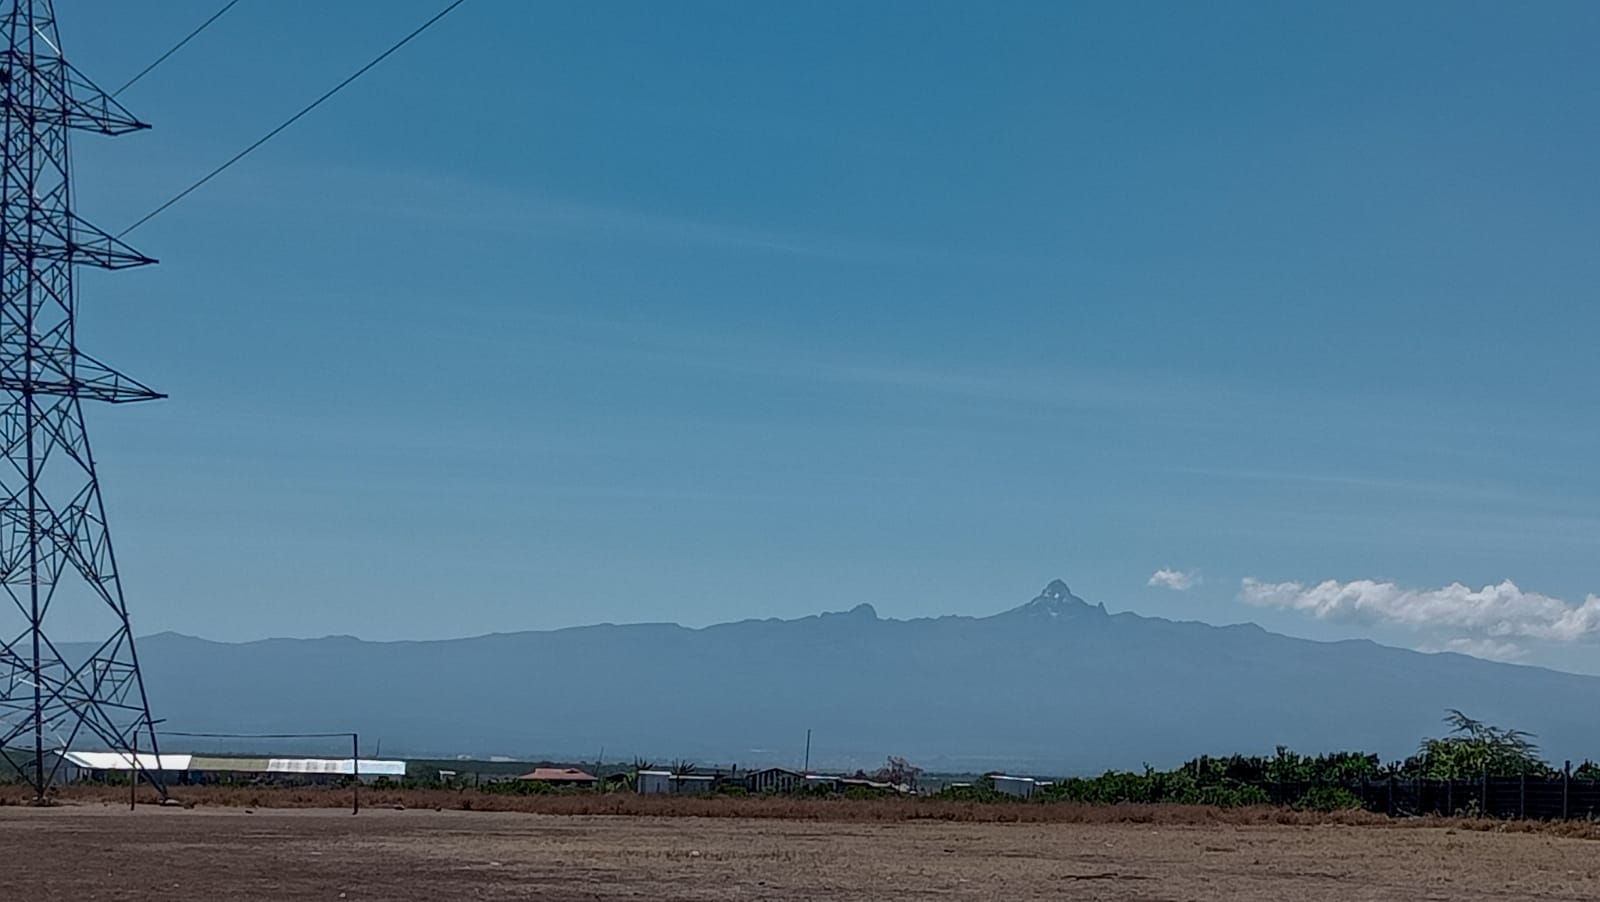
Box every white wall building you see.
[992,775,1037,798]
[636,770,716,794]
[637,770,674,794]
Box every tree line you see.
[938,710,1600,810]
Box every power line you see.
[161,731,356,740]
[113,0,243,98]
[118,0,468,238]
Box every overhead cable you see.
[113,0,244,97]
[118,0,468,238]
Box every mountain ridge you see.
[101,579,1600,774]
[134,580,1283,647]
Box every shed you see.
[55,751,405,785]
[636,770,715,794]
[637,770,673,794]
[55,751,192,784]
[747,767,804,794]
[991,775,1037,798]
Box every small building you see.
[746,767,803,794]
[637,770,673,794]
[53,751,407,785]
[518,767,596,786]
[54,751,192,785]
[803,774,843,792]
[637,770,716,794]
[673,774,715,793]
[991,775,1037,798]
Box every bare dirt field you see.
[4,805,1599,901]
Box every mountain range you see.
[112,580,1600,773]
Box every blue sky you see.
[54,1,1600,672]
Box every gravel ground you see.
[4,805,1599,901]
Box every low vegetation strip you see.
[23,786,1600,841]
[0,783,1398,822]
[20,708,1600,824]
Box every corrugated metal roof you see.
[267,758,406,777]
[59,751,405,777]
[63,751,192,771]
[190,755,269,772]
[519,768,596,782]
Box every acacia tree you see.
[1409,710,1553,779]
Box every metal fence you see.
[1264,773,1600,820]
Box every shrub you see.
[1196,783,1271,808]
[1294,786,1364,812]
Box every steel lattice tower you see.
[0,0,164,797]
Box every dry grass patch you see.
[17,783,1600,838]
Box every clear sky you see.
[54,1,1600,673]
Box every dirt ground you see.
[4,805,1598,901]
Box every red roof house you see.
[518,767,597,785]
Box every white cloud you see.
[1419,638,1527,663]
[1239,577,1600,649]
[1149,568,1200,591]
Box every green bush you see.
[1293,786,1364,812]
[1038,769,1269,808]
[1196,782,1271,808]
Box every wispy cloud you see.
[1239,577,1600,661]
[1418,638,1527,663]
[182,161,973,265]
[455,309,1249,417]
[1148,568,1200,591]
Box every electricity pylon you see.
[0,0,165,798]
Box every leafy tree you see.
[873,756,923,790]
[1408,710,1553,779]
[1175,748,1378,788]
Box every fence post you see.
[1481,767,1488,818]
[1445,779,1452,816]
[1387,776,1395,816]
[1518,773,1526,820]
[352,732,360,816]
[1564,761,1572,820]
